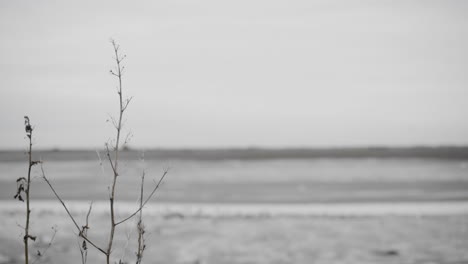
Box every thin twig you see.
[95,150,106,176]
[31,226,58,264]
[41,166,107,255]
[115,169,168,226]
[105,144,118,178]
[79,202,93,264]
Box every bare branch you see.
[95,150,102,165]
[107,114,118,130]
[109,70,119,77]
[78,202,93,264]
[122,96,133,112]
[82,202,93,234]
[115,169,169,226]
[41,165,106,255]
[105,144,118,177]
[118,55,126,64]
[123,131,133,147]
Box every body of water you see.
[1,156,467,204]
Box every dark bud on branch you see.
[31,161,42,166]
[24,116,32,134]
[24,235,36,241]
[14,194,24,202]
[14,178,27,202]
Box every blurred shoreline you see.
[2,200,468,217]
[2,146,468,162]
[2,150,467,204]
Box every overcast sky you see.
[1,0,467,149]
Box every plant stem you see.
[136,171,145,264]
[24,128,33,264]
[107,39,125,264]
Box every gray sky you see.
[1,0,467,149]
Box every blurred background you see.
[0,0,467,263]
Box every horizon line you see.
[2,144,468,152]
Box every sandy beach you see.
[0,204,467,264]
